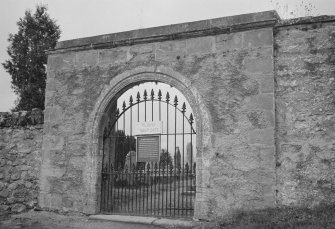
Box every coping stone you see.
[54,11,279,51]
[89,214,198,228]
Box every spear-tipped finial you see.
[166,92,170,102]
[190,113,194,125]
[129,95,133,105]
[151,89,154,100]
[116,108,120,117]
[174,95,178,107]
[158,90,162,101]
[136,91,141,102]
[182,102,186,113]
[144,90,148,101]
[122,101,126,111]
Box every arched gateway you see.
[88,69,208,218]
[41,11,279,220]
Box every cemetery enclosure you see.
[32,10,335,219]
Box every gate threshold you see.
[89,214,198,228]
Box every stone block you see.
[0,205,10,211]
[43,135,65,151]
[25,181,33,188]
[216,32,243,51]
[8,182,18,190]
[62,196,74,208]
[26,200,37,208]
[155,40,186,62]
[243,28,273,48]
[128,44,154,62]
[0,189,9,198]
[11,203,26,213]
[0,182,4,190]
[244,56,273,74]
[186,36,214,55]
[247,128,274,145]
[259,75,274,93]
[47,53,76,72]
[11,172,21,181]
[247,110,274,129]
[245,94,274,111]
[98,48,127,66]
[75,50,99,68]
[44,106,63,123]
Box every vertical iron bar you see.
[182,103,185,215]
[158,90,161,216]
[166,164,169,216]
[107,124,111,212]
[186,163,189,216]
[144,89,147,122]
[150,163,153,214]
[166,92,169,216]
[142,165,145,214]
[129,96,133,213]
[100,129,106,212]
[121,104,126,212]
[115,119,119,212]
[146,163,149,215]
[174,96,178,216]
[137,92,140,122]
[161,164,164,216]
[110,164,114,212]
[190,113,194,216]
[136,93,140,212]
[169,163,172,216]
[135,164,138,214]
[154,163,157,215]
[150,89,154,214]
[151,89,154,122]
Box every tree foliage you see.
[114,130,136,169]
[160,150,173,168]
[2,5,61,111]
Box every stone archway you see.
[83,66,212,218]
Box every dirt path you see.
[0,211,164,229]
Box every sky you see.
[0,0,334,112]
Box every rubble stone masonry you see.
[0,110,43,215]
[275,17,335,207]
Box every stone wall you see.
[275,17,335,207]
[0,110,43,215]
[41,11,335,219]
[42,11,278,218]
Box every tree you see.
[114,130,136,169]
[2,5,61,111]
[159,149,172,168]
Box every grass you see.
[206,204,335,229]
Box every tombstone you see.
[124,150,136,185]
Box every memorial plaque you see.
[134,121,162,135]
[137,135,160,162]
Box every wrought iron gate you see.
[101,87,196,217]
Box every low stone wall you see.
[0,110,43,215]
